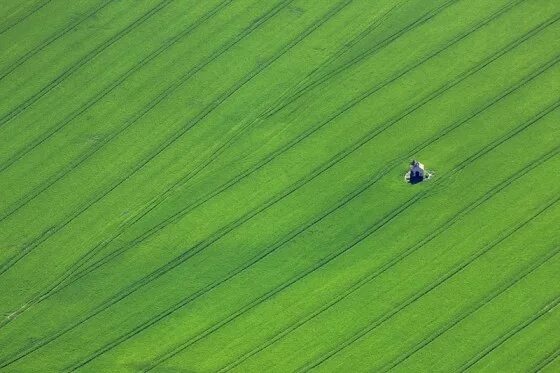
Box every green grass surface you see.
[0,0,559,371]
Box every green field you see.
[0,0,559,371]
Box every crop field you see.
[0,0,559,371]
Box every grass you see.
[0,0,559,371]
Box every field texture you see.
[0,0,559,371]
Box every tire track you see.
[0,0,552,368]
[148,152,560,372]
[0,0,233,173]
[50,0,537,297]
[0,0,53,36]
[50,0,463,280]
[533,349,560,372]
[9,9,553,336]
[260,0,464,119]
[460,297,560,371]
[299,195,560,372]
[261,0,533,119]
[0,0,294,225]
[0,0,174,129]
[128,0,448,209]
[0,0,355,325]
[183,0,516,201]
[0,0,435,175]
[134,94,560,371]
[83,103,560,368]
[149,113,560,370]
[0,0,233,172]
[82,142,560,373]
[383,247,560,372]
[0,0,486,279]
[0,0,298,276]
[0,0,469,330]
[282,0,404,91]
[0,0,115,83]
[0,0,460,222]
[8,0,357,301]
[220,146,560,372]
[0,0,360,364]
[1,63,556,370]
[113,0,535,248]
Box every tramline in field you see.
[0,0,558,371]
